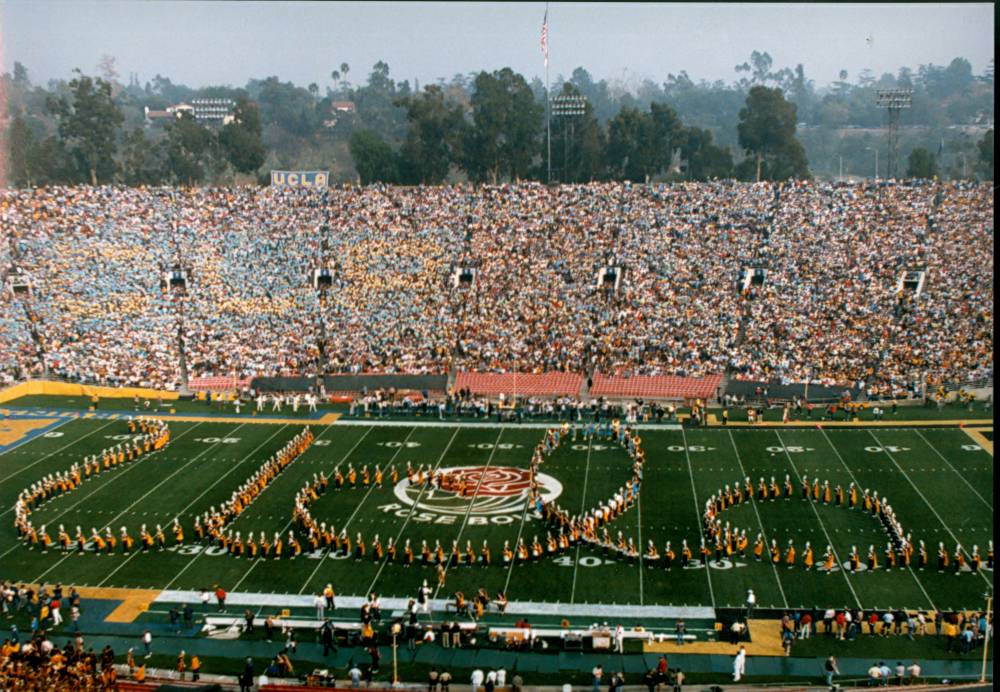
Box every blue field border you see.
[4,405,332,422]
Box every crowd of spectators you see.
[0,180,991,395]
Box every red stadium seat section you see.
[455,372,583,397]
[187,376,252,391]
[590,373,724,400]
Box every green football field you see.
[0,410,993,613]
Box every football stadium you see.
[0,2,994,690]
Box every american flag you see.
[540,7,549,67]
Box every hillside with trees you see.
[2,52,993,187]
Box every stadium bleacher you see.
[0,181,991,398]
[590,373,724,400]
[455,372,584,397]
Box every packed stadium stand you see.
[0,180,992,398]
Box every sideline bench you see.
[202,616,361,638]
[488,626,697,649]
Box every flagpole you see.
[545,2,551,185]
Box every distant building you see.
[190,98,236,122]
[145,98,236,126]
[324,101,357,128]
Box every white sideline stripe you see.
[868,430,992,590]
[680,427,716,609]
[433,428,505,600]
[774,431,862,610]
[726,429,789,610]
[568,438,594,605]
[95,425,289,588]
[913,429,992,511]
[362,428,459,598]
[333,419,682,431]
[32,422,216,584]
[819,429,937,611]
[297,425,413,595]
[153,589,714,619]
[0,419,117,495]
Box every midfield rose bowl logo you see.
[393,466,563,517]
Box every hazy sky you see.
[1,2,993,91]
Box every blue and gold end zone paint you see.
[0,412,70,453]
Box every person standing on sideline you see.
[592,665,603,692]
[142,629,152,658]
[733,646,747,682]
[214,586,227,612]
[50,596,63,627]
[745,589,756,619]
[824,654,839,687]
[314,593,326,620]
[471,667,485,692]
[614,624,625,653]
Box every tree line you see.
[2,52,994,188]
[7,68,265,187]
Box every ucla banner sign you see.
[270,170,329,188]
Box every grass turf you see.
[0,411,993,613]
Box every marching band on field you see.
[14,417,993,579]
[700,472,991,574]
[13,418,170,553]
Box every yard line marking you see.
[95,425,291,588]
[168,425,290,520]
[774,431,862,609]
[569,437,593,605]
[680,427,716,609]
[818,429,936,611]
[198,423,360,594]
[29,421,216,583]
[727,430,788,609]
[433,427,504,601]
[0,419,119,496]
[0,422,204,563]
[636,458,644,607]
[913,430,992,511]
[297,426,418,596]
[867,430,992,589]
[365,428,460,599]
[501,430,549,601]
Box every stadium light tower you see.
[875,89,912,179]
[866,146,879,180]
[551,94,587,183]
